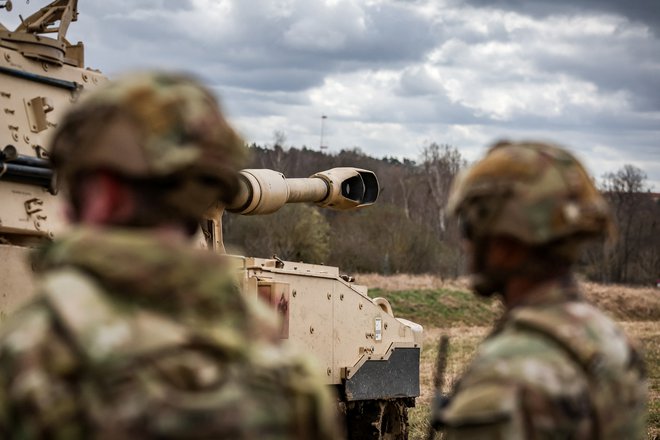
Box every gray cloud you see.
[74,0,438,93]
[2,0,658,187]
[461,0,660,32]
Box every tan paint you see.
[0,245,36,317]
[0,0,107,244]
[236,257,423,385]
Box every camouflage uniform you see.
[434,141,647,439]
[0,72,340,439]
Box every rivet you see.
[326,368,332,376]
[359,303,363,310]
[4,53,10,62]
[340,294,344,301]
[309,326,315,334]
[327,293,331,300]
[384,323,388,330]
[23,135,30,143]
[292,290,297,298]
[42,63,49,72]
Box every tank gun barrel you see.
[228,167,379,215]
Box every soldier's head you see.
[50,71,247,234]
[448,141,614,297]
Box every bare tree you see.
[598,165,656,284]
[419,143,464,237]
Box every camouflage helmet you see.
[50,71,248,220]
[448,141,614,247]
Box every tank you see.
[0,0,108,313]
[0,2,424,439]
[209,168,424,439]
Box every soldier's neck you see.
[502,271,570,309]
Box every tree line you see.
[223,141,659,286]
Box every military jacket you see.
[437,277,647,439]
[0,228,340,439]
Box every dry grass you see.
[358,275,660,439]
[357,273,471,292]
[581,281,660,322]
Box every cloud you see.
[460,0,660,33]
[3,0,657,187]
[75,0,437,92]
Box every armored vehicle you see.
[0,1,423,438]
[0,0,108,311]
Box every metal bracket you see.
[25,96,54,133]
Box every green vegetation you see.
[370,287,500,328]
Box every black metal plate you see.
[345,347,420,401]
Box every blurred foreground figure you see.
[0,72,339,439]
[432,141,647,439]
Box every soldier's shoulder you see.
[0,298,54,351]
[509,301,636,373]
[0,294,80,388]
[438,306,593,434]
[0,267,111,362]
[463,318,589,393]
[450,300,641,414]
[247,342,341,439]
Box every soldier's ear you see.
[75,172,136,226]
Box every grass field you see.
[359,274,660,439]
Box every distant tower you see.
[319,115,328,151]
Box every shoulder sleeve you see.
[439,381,526,440]
[0,300,85,438]
[438,322,597,439]
[440,378,595,439]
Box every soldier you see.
[432,141,647,438]
[0,72,340,439]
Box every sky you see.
[4,0,659,188]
